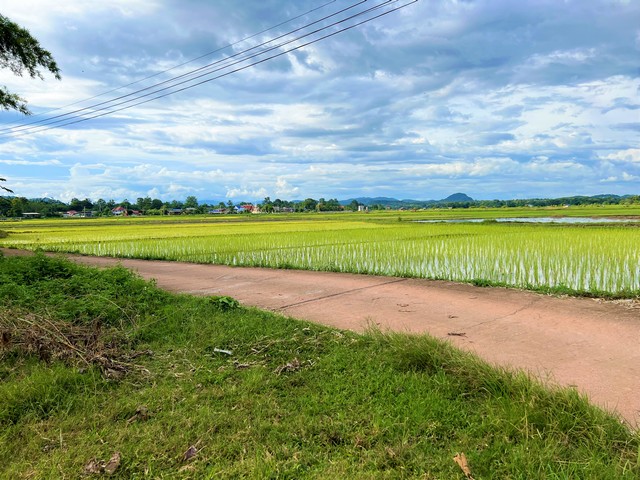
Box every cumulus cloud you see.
[1,0,639,201]
[274,177,299,196]
[601,149,640,163]
[225,187,268,199]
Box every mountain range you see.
[339,193,474,207]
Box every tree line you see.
[0,195,354,218]
[1,193,638,218]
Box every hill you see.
[340,193,475,208]
[441,192,474,202]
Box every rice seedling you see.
[1,218,638,296]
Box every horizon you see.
[1,1,638,202]
[3,191,636,206]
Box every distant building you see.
[64,210,94,218]
[112,206,127,216]
[235,205,257,213]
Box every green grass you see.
[1,253,638,478]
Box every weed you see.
[208,295,240,311]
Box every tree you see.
[1,15,61,193]
[184,196,199,209]
[1,14,61,114]
[94,198,107,215]
[8,196,26,217]
[301,198,317,212]
[261,196,274,213]
[69,197,93,212]
[0,196,11,216]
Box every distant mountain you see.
[441,192,474,203]
[590,194,622,199]
[340,193,474,207]
[339,197,404,206]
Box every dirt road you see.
[4,249,639,427]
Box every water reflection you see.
[416,217,639,224]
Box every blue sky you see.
[0,0,638,202]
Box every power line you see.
[2,0,408,136]
[1,0,372,135]
[1,0,417,138]
[0,0,339,127]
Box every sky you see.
[0,0,639,203]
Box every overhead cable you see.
[1,0,417,138]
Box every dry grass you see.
[0,309,149,378]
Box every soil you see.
[3,249,639,427]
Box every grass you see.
[1,252,638,478]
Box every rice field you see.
[1,214,639,297]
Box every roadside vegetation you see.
[1,208,639,298]
[1,252,638,478]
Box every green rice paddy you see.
[1,208,639,297]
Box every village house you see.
[111,206,127,216]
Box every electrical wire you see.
[0,0,339,126]
[1,0,417,138]
[1,0,372,135]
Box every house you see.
[112,206,127,216]
[22,212,41,218]
[234,204,258,213]
[63,210,79,217]
[273,206,294,213]
[208,209,225,214]
[167,208,183,215]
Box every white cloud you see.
[601,149,640,163]
[274,177,299,196]
[527,48,597,68]
[225,187,268,199]
[601,172,639,183]
[0,159,62,166]
[1,0,639,201]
